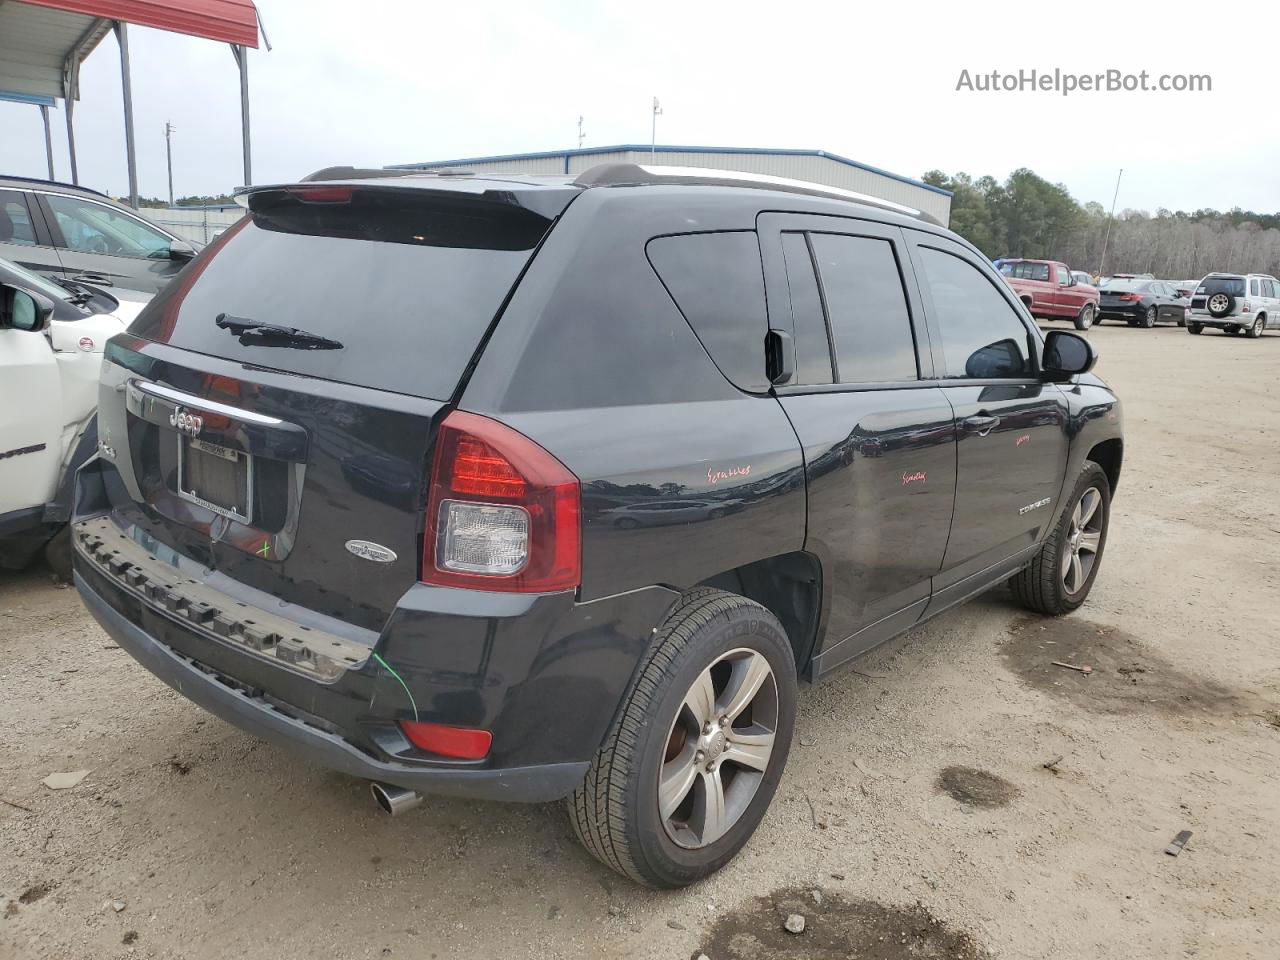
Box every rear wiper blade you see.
[215,313,343,350]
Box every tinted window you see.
[916,246,1033,379]
[45,194,171,258]
[780,232,833,385]
[1198,276,1245,296]
[130,188,555,400]
[0,191,36,245]
[647,232,768,391]
[1001,261,1051,281]
[809,233,917,383]
[1103,279,1143,292]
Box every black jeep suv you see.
[73,163,1122,888]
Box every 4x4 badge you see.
[345,540,397,563]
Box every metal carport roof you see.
[0,0,261,204]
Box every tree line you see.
[921,168,1280,281]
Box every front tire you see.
[1074,304,1095,331]
[1009,462,1111,616]
[1188,322,1203,335]
[568,588,796,888]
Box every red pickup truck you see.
[998,258,1100,330]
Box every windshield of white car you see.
[0,257,72,301]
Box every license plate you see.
[177,436,253,524]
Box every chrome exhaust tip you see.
[370,781,422,816]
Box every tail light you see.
[1117,293,1142,302]
[1242,301,1252,313]
[423,410,580,593]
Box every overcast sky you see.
[2,0,1275,214]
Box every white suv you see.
[1186,273,1280,338]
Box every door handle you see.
[963,414,1001,437]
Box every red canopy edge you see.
[21,0,259,48]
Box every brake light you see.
[1242,301,1252,313]
[285,185,353,203]
[1117,293,1142,301]
[423,411,580,593]
[399,720,492,759]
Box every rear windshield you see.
[1102,280,1147,292]
[128,187,559,399]
[1197,276,1245,296]
[999,261,1051,281]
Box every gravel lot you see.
[3,322,1279,960]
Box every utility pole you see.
[577,115,585,149]
[1097,167,1123,279]
[164,121,176,207]
[651,97,662,154]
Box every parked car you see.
[1172,281,1199,298]
[73,164,1123,889]
[1071,270,1096,288]
[1185,273,1280,337]
[0,257,150,577]
[1097,278,1187,327]
[1,175,199,294]
[999,258,1100,330]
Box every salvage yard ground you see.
[2,322,1279,960]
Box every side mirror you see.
[169,240,197,261]
[1042,330,1097,382]
[1,283,55,332]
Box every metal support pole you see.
[114,21,140,208]
[39,105,55,179]
[232,45,252,186]
[64,95,78,184]
[165,121,175,206]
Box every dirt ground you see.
[3,321,1279,960]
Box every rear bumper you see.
[1187,313,1246,328]
[76,568,589,802]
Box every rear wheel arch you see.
[1087,437,1123,493]
[696,551,823,679]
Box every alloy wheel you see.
[1144,306,1156,327]
[659,648,779,849]
[1061,486,1104,595]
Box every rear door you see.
[904,231,1070,604]
[760,213,957,672]
[1,310,62,516]
[95,182,569,632]
[0,189,66,280]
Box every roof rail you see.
[1,173,108,198]
[571,163,939,225]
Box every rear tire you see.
[568,588,797,888]
[43,526,72,582]
[1142,305,1157,328]
[1074,304,1095,331]
[1188,322,1203,335]
[1009,462,1111,616]
[1248,316,1265,338]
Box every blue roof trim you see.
[388,144,952,198]
[0,90,56,107]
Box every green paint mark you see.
[372,652,419,723]
[257,541,271,559]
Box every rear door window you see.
[779,232,834,385]
[647,231,769,392]
[0,190,37,245]
[44,193,171,258]
[129,186,561,400]
[809,233,918,383]
[914,245,1034,380]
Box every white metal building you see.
[388,145,952,225]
